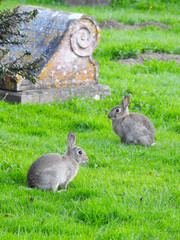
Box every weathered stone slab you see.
[62,0,111,6]
[0,84,110,104]
[1,6,100,91]
[0,5,111,103]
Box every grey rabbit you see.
[108,94,155,146]
[27,131,88,192]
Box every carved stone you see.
[0,6,110,104]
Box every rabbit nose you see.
[108,113,111,118]
[84,155,88,162]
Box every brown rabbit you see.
[27,131,88,192]
[108,94,155,146]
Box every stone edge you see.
[0,84,111,104]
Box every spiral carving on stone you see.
[71,17,100,57]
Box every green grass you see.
[0,0,180,239]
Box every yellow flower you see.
[150,5,152,9]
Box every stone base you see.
[0,84,111,104]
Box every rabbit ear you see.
[67,131,76,149]
[122,94,131,108]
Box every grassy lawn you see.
[0,0,180,239]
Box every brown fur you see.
[108,94,155,146]
[27,131,88,192]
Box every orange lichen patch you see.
[81,74,87,81]
[64,71,76,80]
[92,27,97,35]
[47,83,52,88]
[39,50,59,81]
[86,62,94,68]
[16,74,22,84]
[61,80,66,85]
[47,62,54,72]
[86,20,92,29]
[88,72,93,80]
[54,82,60,88]
[46,35,53,42]
[87,69,95,80]
[97,35,101,44]
[75,74,81,82]
[66,73,70,79]
[39,68,48,81]
[57,75,65,80]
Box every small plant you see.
[0,6,44,84]
[174,47,180,54]
[111,47,139,60]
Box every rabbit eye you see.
[78,150,82,155]
[116,108,121,113]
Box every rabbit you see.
[108,94,155,146]
[27,131,88,192]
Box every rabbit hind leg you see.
[51,181,61,192]
[137,135,152,146]
[57,182,68,193]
